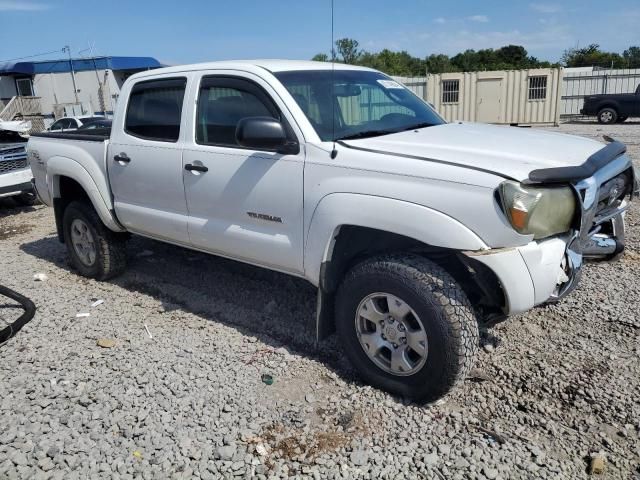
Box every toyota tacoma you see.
[27,61,636,402]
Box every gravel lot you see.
[1,122,639,479]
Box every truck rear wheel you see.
[597,107,617,124]
[62,201,127,280]
[335,254,479,403]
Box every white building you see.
[0,56,162,130]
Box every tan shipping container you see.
[425,68,563,126]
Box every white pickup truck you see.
[28,60,636,402]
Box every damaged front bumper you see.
[466,151,635,316]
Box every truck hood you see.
[343,122,606,182]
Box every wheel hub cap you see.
[384,325,398,341]
[355,292,428,376]
[70,219,97,266]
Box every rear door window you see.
[125,78,187,142]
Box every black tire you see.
[616,116,628,123]
[597,107,618,124]
[14,191,39,206]
[62,201,127,280]
[335,254,479,403]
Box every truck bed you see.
[28,130,111,209]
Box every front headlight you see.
[498,181,577,239]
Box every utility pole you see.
[88,42,106,115]
[64,45,79,104]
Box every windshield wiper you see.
[335,129,396,141]
[396,122,434,132]
[336,123,435,141]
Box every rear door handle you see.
[185,163,208,173]
[114,153,130,163]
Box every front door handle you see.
[114,153,130,163]
[185,163,208,173]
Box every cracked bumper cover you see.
[466,237,579,315]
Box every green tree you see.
[335,38,362,64]
[496,45,528,67]
[311,53,329,62]
[425,54,456,74]
[622,46,640,68]
[450,49,483,72]
[561,44,625,68]
[359,49,425,76]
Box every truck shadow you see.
[19,234,357,380]
[0,198,39,217]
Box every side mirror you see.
[236,117,298,154]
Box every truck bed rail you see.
[30,128,110,142]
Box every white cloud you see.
[430,24,572,55]
[434,17,446,24]
[467,15,489,23]
[529,3,561,13]
[0,1,49,10]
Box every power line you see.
[0,48,67,64]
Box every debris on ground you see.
[261,373,274,385]
[255,443,269,456]
[75,312,90,318]
[467,368,492,382]
[33,273,48,282]
[90,299,104,307]
[477,426,507,445]
[144,323,153,339]
[589,453,606,475]
[96,338,116,349]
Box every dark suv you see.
[581,84,640,124]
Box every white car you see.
[0,141,37,205]
[27,60,636,402]
[47,116,105,132]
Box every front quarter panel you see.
[302,142,531,285]
[304,192,489,285]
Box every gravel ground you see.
[0,122,639,480]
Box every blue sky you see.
[1,0,639,65]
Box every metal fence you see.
[561,68,640,117]
[391,76,428,99]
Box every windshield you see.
[274,69,444,142]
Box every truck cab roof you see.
[126,59,375,82]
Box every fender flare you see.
[304,193,488,286]
[48,156,124,232]
[596,102,620,113]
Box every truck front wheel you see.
[335,254,479,403]
[62,201,127,280]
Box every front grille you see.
[0,147,25,156]
[0,158,28,174]
[595,170,632,214]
